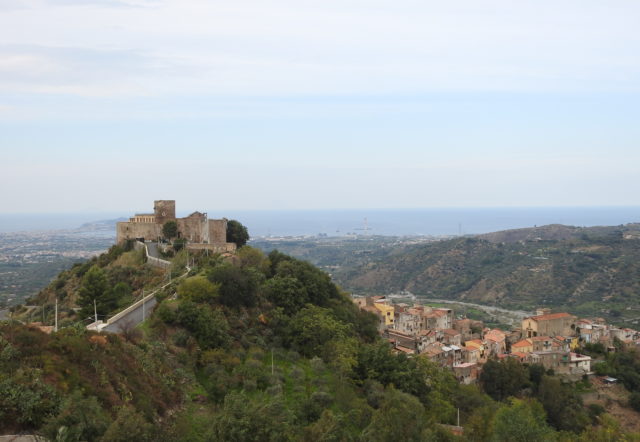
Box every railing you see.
[137,240,171,268]
[86,248,191,332]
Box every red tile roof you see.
[530,312,572,321]
[512,339,532,348]
[532,336,552,341]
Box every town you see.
[354,295,640,385]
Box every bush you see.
[629,392,640,412]
[208,264,262,308]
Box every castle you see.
[116,200,236,253]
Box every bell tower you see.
[154,200,176,225]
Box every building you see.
[374,301,395,327]
[443,329,462,346]
[453,362,479,384]
[116,200,236,253]
[483,329,507,356]
[511,338,533,354]
[522,312,575,338]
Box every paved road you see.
[146,241,160,258]
[102,296,158,333]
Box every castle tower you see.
[154,200,176,225]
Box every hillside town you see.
[354,296,640,385]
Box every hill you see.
[332,223,640,322]
[3,233,640,440]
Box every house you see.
[531,336,555,352]
[454,318,483,341]
[418,329,443,346]
[374,301,395,327]
[422,308,453,331]
[453,362,479,384]
[529,351,567,372]
[423,344,446,366]
[511,338,533,353]
[462,346,482,364]
[443,329,462,346]
[395,308,423,334]
[386,330,420,353]
[464,339,486,360]
[568,352,591,374]
[511,352,529,363]
[441,345,462,367]
[484,329,507,356]
[522,312,576,338]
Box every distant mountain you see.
[332,223,640,323]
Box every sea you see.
[1,207,640,237]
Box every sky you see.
[1,0,639,213]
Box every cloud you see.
[0,0,639,101]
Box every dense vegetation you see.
[2,230,640,440]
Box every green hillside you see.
[334,224,640,322]
[3,233,640,440]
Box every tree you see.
[362,387,430,442]
[77,266,116,319]
[492,398,556,442]
[288,305,350,359]
[41,390,110,441]
[162,221,178,240]
[263,276,308,315]
[112,281,133,307]
[536,376,589,433]
[479,358,529,401]
[629,391,640,412]
[208,264,262,308]
[176,301,230,349]
[226,220,249,247]
[208,391,295,441]
[178,276,219,303]
[101,406,156,441]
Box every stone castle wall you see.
[116,222,162,243]
[176,213,204,243]
[153,200,176,225]
[187,242,236,253]
[208,219,228,244]
[116,201,235,250]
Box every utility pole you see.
[94,299,98,324]
[54,298,58,332]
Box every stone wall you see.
[116,222,161,244]
[177,212,207,243]
[208,219,228,244]
[117,201,234,250]
[187,242,236,253]
[153,200,176,225]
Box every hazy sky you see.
[1,0,639,213]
